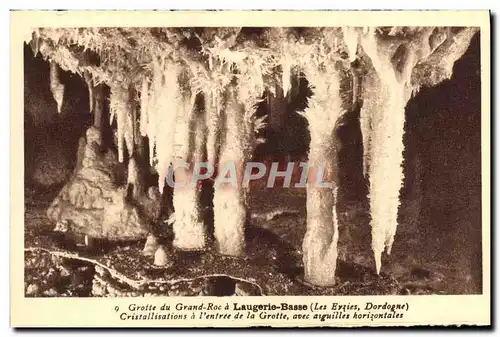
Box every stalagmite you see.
[49,61,65,113]
[154,245,170,266]
[301,68,343,287]
[142,233,160,256]
[172,175,206,251]
[127,156,141,198]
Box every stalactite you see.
[139,76,149,137]
[152,58,182,193]
[29,29,41,57]
[300,68,343,287]
[146,58,162,167]
[125,92,135,159]
[190,95,208,167]
[147,85,156,168]
[49,61,65,114]
[342,27,359,63]
[172,72,197,164]
[359,72,379,178]
[281,55,292,95]
[114,88,126,163]
[359,29,413,274]
[343,27,372,178]
[109,84,134,163]
[83,69,95,113]
[358,27,478,274]
[93,84,105,130]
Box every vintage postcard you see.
[10,10,491,327]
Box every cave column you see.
[302,70,343,287]
[212,84,253,257]
[171,86,207,251]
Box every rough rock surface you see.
[47,126,161,240]
[31,141,73,187]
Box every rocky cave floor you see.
[23,184,481,297]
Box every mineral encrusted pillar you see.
[171,87,206,251]
[302,70,343,286]
[212,85,250,256]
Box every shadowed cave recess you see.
[23,27,481,297]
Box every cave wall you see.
[403,32,482,292]
[24,44,93,189]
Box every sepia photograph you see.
[10,10,491,327]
